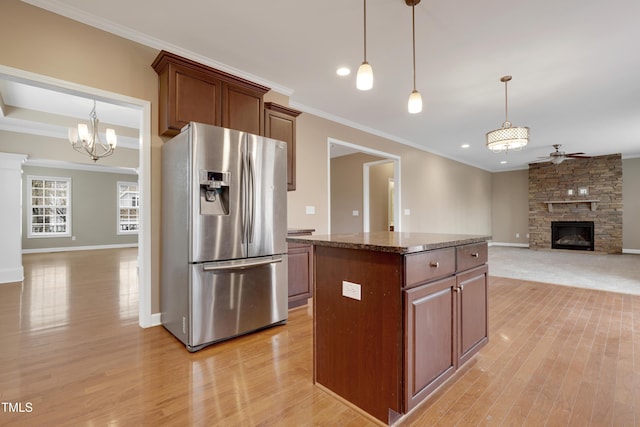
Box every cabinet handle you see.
[460,284,464,291]
[454,287,461,293]
[430,261,439,268]
[471,252,479,258]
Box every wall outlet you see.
[305,205,315,215]
[404,209,411,216]
[526,233,530,238]
[352,210,359,216]
[516,233,520,238]
[342,281,361,301]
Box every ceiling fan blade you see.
[566,154,591,158]
[565,152,585,156]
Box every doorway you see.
[327,138,401,234]
[0,65,153,327]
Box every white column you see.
[0,153,28,284]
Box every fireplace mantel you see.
[543,199,599,212]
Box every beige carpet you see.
[488,246,640,295]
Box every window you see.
[118,181,139,234]
[28,176,71,238]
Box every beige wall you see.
[22,166,138,250]
[623,158,640,250]
[288,113,493,235]
[491,169,529,244]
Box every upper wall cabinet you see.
[264,103,301,191]
[152,50,269,137]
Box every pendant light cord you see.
[504,79,509,123]
[363,0,367,62]
[412,2,416,91]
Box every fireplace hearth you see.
[551,221,594,251]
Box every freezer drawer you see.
[189,255,288,351]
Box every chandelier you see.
[68,100,117,162]
[407,0,422,114]
[485,76,529,153]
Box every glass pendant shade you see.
[356,61,373,90]
[408,90,422,114]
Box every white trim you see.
[0,267,24,284]
[0,64,153,329]
[488,242,530,248]
[623,249,640,255]
[0,152,29,168]
[24,158,137,175]
[327,138,401,233]
[22,243,138,254]
[149,312,162,327]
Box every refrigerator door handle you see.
[240,147,247,244]
[202,257,282,271]
[248,153,255,243]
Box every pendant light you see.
[407,0,422,114]
[485,75,529,152]
[356,0,373,90]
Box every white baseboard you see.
[623,248,640,255]
[489,242,530,248]
[149,312,162,327]
[22,243,138,254]
[0,266,24,284]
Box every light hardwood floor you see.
[1,248,639,426]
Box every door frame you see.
[327,137,401,233]
[0,64,154,328]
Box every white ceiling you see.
[12,0,640,171]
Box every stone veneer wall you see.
[528,154,622,254]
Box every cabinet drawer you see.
[405,248,455,288]
[456,242,488,272]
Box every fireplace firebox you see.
[551,221,594,251]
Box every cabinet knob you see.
[471,252,479,258]
[430,261,440,268]
[454,287,461,293]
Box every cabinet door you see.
[265,108,297,191]
[163,63,222,136]
[287,243,313,309]
[404,276,457,411]
[457,265,488,366]
[222,84,263,135]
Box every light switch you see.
[352,210,359,216]
[404,209,411,216]
[305,205,315,215]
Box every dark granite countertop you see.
[286,231,491,254]
[287,228,316,235]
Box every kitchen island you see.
[286,232,491,425]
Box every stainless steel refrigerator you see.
[161,122,288,352]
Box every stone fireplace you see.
[529,154,622,254]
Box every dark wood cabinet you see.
[457,264,488,366]
[404,276,457,411]
[287,229,314,309]
[264,103,301,191]
[152,50,269,137]
[309,235,489,424]
[404,242,488,414]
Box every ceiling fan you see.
[533,144,592,164]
